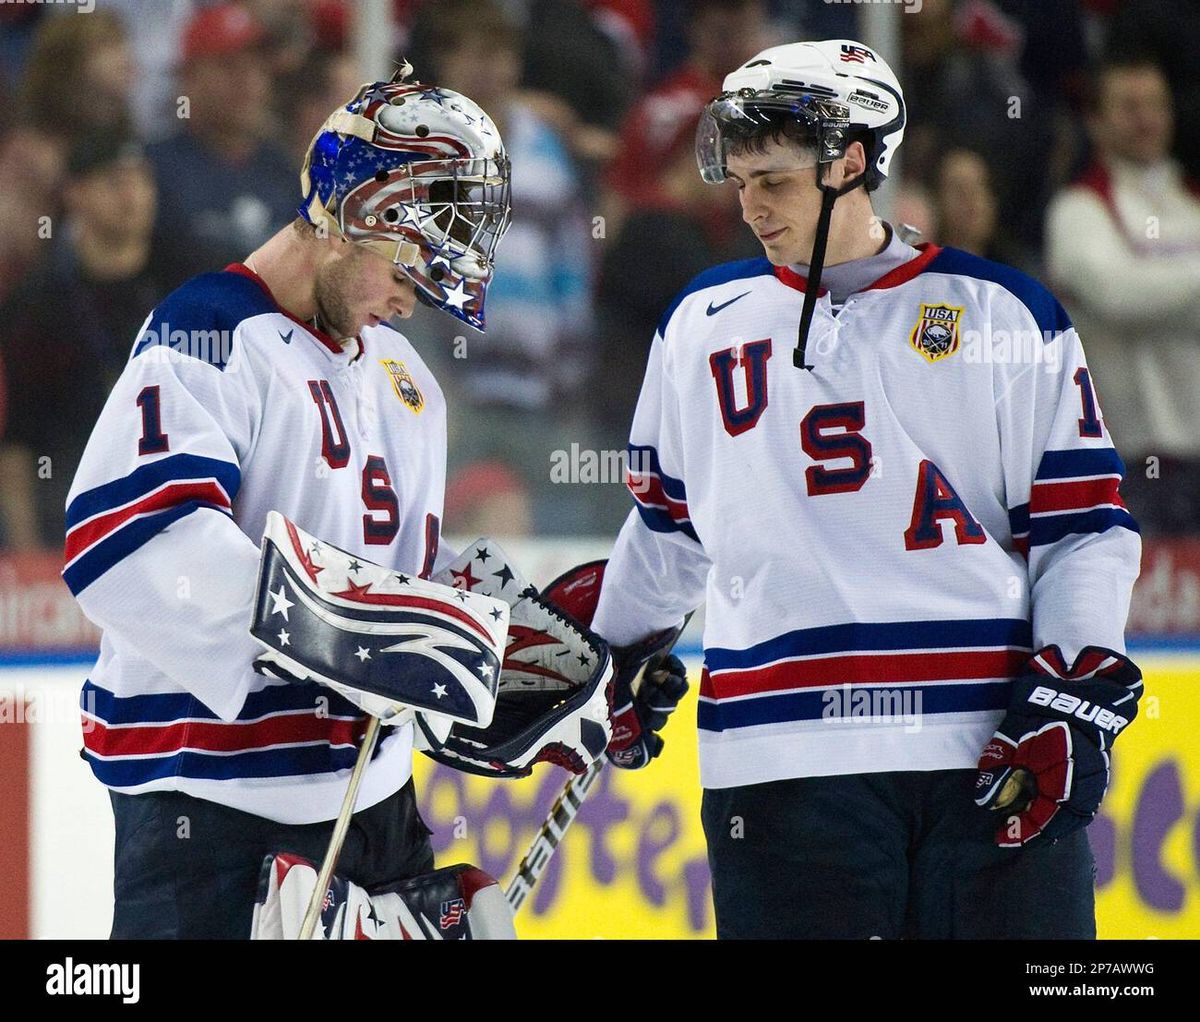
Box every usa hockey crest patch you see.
[909,303,963,363]
[381,359,424,412]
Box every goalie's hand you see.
[607,648,688,770]
[974,645,1142,847]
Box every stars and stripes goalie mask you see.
[249,513,612,778]
[297,61,512,332]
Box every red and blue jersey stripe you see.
[626,443,698,543]
[698,617,1032,732]
[1013,447,1138,551]
[63,453,241,595]
[80,679,373,787]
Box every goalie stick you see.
[299,716,383,940]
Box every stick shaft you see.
[504,758,604,912]
[299,715,383,939]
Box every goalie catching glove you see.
[419,544,614,777]
[541,560,689,770]
[974,645,1143,847]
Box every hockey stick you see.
[299,715,383,939]
[505,756,606,912]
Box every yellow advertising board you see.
[413,656,1200,939]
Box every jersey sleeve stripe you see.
[63,454,241,594]
[63,499,233,595]
[1028,506,1140,547]
[64,478,232,565]
[1031,476,1125,515]
[1034,447,1125,481]
[65,453,241,529]
[627,444,687,500]
[634,502,701,543]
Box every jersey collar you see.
[224,262,360,358]
[772,242,943,297]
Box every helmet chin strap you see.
[793,169,867,371]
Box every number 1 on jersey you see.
[136,385,169,455]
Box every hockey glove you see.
[974,645,1142,847]
[538,560,689,770]
[607,644,689,769]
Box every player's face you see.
[313,242,418,340]
[725,140,825,266]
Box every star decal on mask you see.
[440,278,473,311]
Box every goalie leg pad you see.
[250,852,516,939]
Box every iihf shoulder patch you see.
[380,358,424,413]
[909,302,964,363]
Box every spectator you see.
[606,0,767,240]
[147,3,298,282]
[902,0,1079,254]
[0,124,65,305]
[892,178,938,246]
[444,461,533,540]
[410,0,600,535]
[1104,0,1200,183]
[18,8,136,150]
[932,147,1029,271]
[0,132,177,549]
[1045,56,1200,535]
[279,48,364,167]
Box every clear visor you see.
[695,91,848,184]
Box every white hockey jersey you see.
[592,244,1142,789]
[64,264,450,823]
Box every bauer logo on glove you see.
[974,644,1143,847]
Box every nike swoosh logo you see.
[279,329,293,344]
[707,292,750,316]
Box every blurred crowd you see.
[0,0,1197,549]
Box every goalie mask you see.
[298,61,512,332]
[420,543,614,778]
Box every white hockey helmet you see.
[696,39,905,191]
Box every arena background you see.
[1,0,1198,939]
